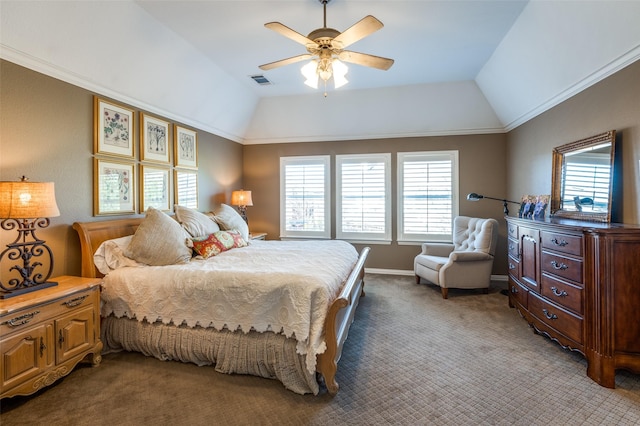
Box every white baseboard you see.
[364,268,508,282]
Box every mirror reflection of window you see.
[561,143,611,213]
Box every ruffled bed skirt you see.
[101,316,320,395]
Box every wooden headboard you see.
[73,218,144,278]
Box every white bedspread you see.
[100,239,358,373]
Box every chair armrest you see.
[421,243,454,257]
[449,251,493,262]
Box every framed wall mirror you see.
[551,130,616,222]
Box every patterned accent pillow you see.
[191,230,248,258]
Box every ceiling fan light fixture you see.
[332,59,348,88]
[301,60,319,88]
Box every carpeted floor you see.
[1,274,639,425]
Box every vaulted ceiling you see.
[1,1,639,144]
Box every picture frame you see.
[174,169,198,209]
[140,165,171,212]
[94,97,135,158]
[94,158,136,216]
[140,113,171,164]
[519,194,549,220]
[174,125,198,169]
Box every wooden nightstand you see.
[0,276,103,399]
[249,232,267,240]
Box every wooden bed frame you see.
[73,218,369,395]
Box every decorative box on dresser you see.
[506,216,640,388]
[0,276,103,399]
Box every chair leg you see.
[441,287,448,299]
[415,275,422,284]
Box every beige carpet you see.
[1,274,639,425]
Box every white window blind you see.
[336,154,391,242]
[398,151,459,242]
[280,156,330,238]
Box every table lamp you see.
[231,189,253,223]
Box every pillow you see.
[191,230,247,259]
[212,203,249,241]
[175,204,220,238]
[124,207,192,266]
[93,235,142,274]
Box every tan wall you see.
[243,134,509,273]
[506,60,640,225]
[0,60,243,279]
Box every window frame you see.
[336,153,392,243]
[279,155,331,239]
[397,150,459,243]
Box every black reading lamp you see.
[466,193,520,215]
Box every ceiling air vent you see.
[250,75,272,85]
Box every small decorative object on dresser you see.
[0,276,103,399]
[506,216,640,388]
[249,232,267,240]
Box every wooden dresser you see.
[0,276,103,399]
[506,216,640,388]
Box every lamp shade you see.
[230,190,253,207]
[0,181,60,219]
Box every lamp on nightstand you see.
[231,189,253,223]
[0,176,60,298]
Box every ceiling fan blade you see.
[264,22,318,48]
[338,51,394,70]
[332,15,383,49]
[259,54,314,71]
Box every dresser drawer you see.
[509,277,528,309]
[528,292,583,344]
[541,273,583,314]
[507,223,519,239]
[508,238,519,259]
[541,251,583,284]
[541,231,583,257]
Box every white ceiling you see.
[1,1,640,144]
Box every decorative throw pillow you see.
[212,203,249,241]
[175,204,220,238]
[191,230,248,258]
[124,207,192,266]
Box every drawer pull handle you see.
[550,260,568,270]
[62,295,88,308]
[40,337,46,357]
[542,309,558,320]
[1,311,40,327]
[509,263,516,270]
[511,286,519,294]
[550,238,569,247]
[551,286,568,297]
[509,244,515,251]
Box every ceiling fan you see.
[259,0,394,91]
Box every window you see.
[280,156,330,238]
[336,154,391,242]
[398,151,459,242]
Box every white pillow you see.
[212,203,249,241]
[124,207,193,266]
[174,204,220,238]
[93,235,142,275]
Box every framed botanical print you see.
[174,169,198,209]
[174,125,198,169]
[140,113,171,164]
[94,158,136,215]
[94,97,135,158]
[140,165,171,212]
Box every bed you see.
[73,213,369,395]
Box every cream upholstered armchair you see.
[414,216,499,299]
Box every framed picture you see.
[94,97,135,158]
[140,165,171,212]
[174,126,198,169]
[519,194,549,220]
[174,169,198,209]
[140,113,171,164]
[94,158,136,215]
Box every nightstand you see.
[0,276,103,399]
[249,232,267,240]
